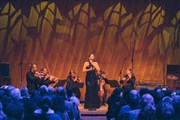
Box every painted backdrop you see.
[0,0,179,100]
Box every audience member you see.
[106,88,122,120]
[34,96,62,120]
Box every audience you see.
[117,90,140,119]
[0,84,179,120]
[106,87,180,120]
[0,85,81,120]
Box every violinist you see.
[97,70,109,106]
[66,70,81,99]
[26,64,41,94]
[120,67,136,90]
[39,67,58,87]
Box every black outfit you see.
[84,62,100,109]
[66,76,81,99]
[26,71,40,94]
[39,75,55,87]
[120,74,136,90]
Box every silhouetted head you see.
[20,87,29,97]
[139,88,149,97]
[154,88,165,104]
[129,90,140,108]
[56,87,66,97]
[162,96,172,104]
[10,88,21,100]
[4,85,15,96]
[39,85,48,96]
[67,87,73,97]
[47,86,54,95]
[139,93,154,108]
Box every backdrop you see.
[0,0,179,100]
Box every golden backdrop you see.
[0,1,179,100]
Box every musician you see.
[39,68,57,87]
[120,67,136,90]
[66,70,81,99]
[83,53,100,110]
[26,64,40,94]
[97,70,109,106]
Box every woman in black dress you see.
[83,53,100,110]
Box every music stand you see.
[70,82,84,88]
[108,80,120,88]
[53,79,67,88]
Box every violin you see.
[44,74,59,83]
[120,74,132,88]
[97,71,107,97]
[71,75,81,82]
[34,71,45,78]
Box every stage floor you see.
[79,103,108,120]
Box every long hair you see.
[69,70,76,77]
[88,53,96,62]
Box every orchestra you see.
[26,62,135,108]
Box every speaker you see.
[0,62,11,86]
[167,65,180,75]
[166,65,180,90]
[0,62,10,77]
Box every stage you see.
[79,103,107,120]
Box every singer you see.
[83,53,100,110]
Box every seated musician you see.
[39,67,58,87]
[97,70,109,106]
[66,70,81,99]
[26,64,41,94]
[120,67,136,90]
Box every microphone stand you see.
[119,57,127,81]
[131,38,136,74]
[162,53,166,87]
[131,48,135,73]
[20,41,26,88]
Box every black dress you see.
[39,75,55,87]
[84,62,100,109]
